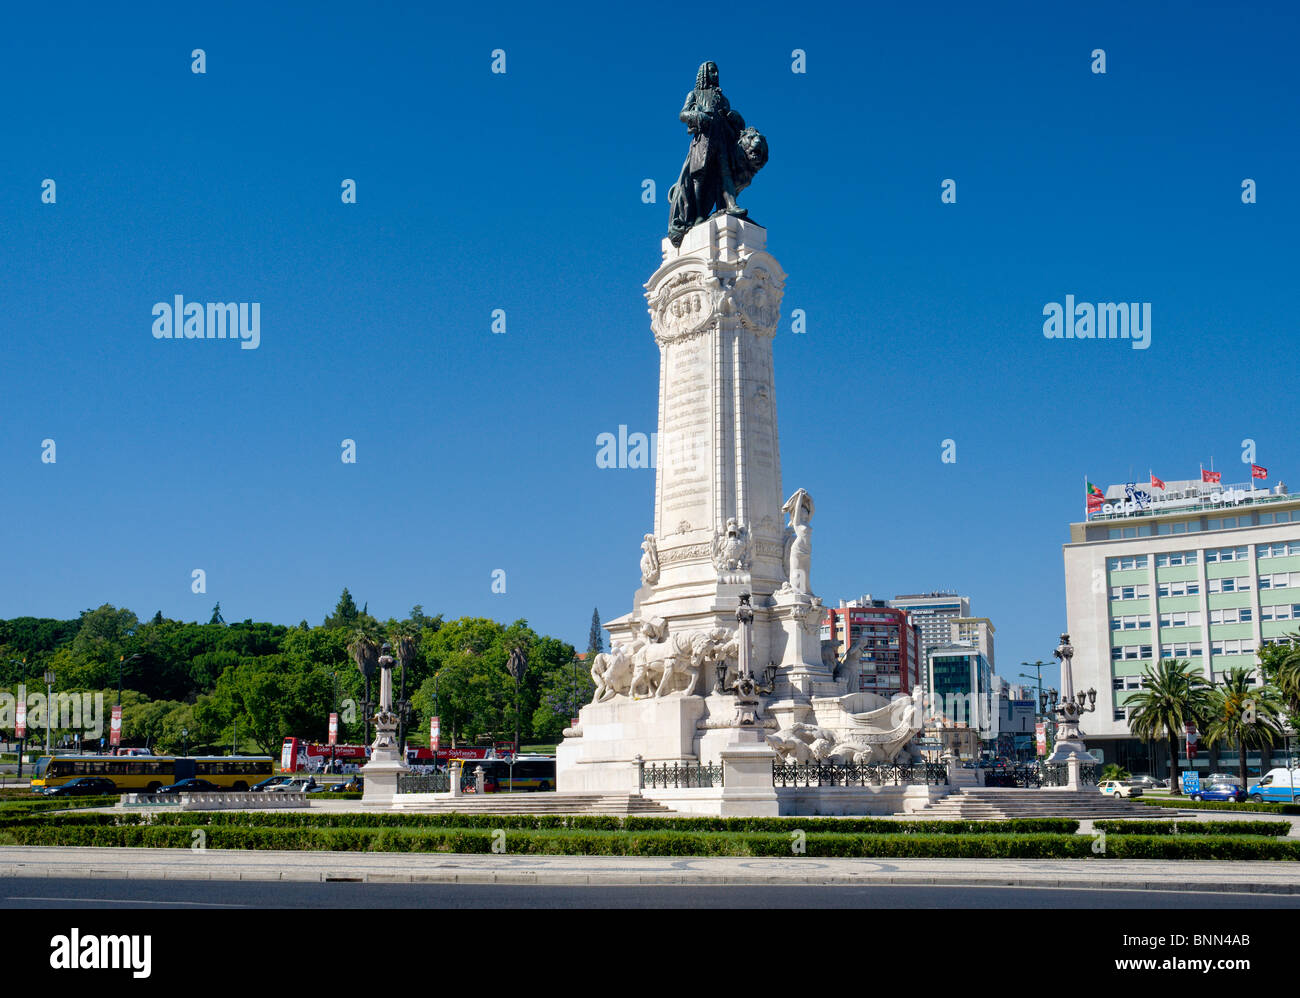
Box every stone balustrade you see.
[119,792,309,810]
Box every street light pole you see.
[10,659,26,778]
[43,668,56,754]
[1019,661,1049,764]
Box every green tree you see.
[1126,659,1212,795]
[1203,667,1285,787]
[324,588,361,629]
[209,603,225,626]
[587,608,604,656]
[1259,634,1300,726]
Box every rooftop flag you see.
[1086,480,1104,510]
[1252,464,1268,480]
[1151,473,1166,490]
[1202,469,1221,484]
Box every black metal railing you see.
[1040,762,1099,787]
[772,761,948,787]
[640,761,724,789]
[396,772,451,794]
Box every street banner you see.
[15,693,26,739]
[328,712,338,746]
[1185,721,1199,759]
[1035,722,1047,756]
[430,716,440,752]
[109,704,122,747]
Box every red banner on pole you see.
[109,704,122,747]
[15,694,26,739]
[328,712,338,746]
[1035,722,1047,757]
[430,716,440,752]
[1185,722,1199,759]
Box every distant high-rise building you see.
[889,592,971,654]
[821,597,923,700]
[949,616,995,671]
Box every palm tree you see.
[1203,667,1285,787]
[1261,632,1300,713]
[1126,659,1212,795]
[389,621,420,752]
[346,619,383,744]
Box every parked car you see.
[1192,782,1247,803]
[269,777,320,793]
[249,775,293,793]
[1125,775,1166,790]
[43,777,117,797]
[153,778,221,795]
[1099,780,1143,798]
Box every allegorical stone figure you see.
[782,488,814,594]
[667,61,769,247]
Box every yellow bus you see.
[30,755,274,793]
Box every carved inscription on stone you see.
[659,337,713,531]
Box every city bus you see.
[459,755,555,793]
[30,755,274,793]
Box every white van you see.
[1246,768,1300,803]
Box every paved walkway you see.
[1,846,1298,894]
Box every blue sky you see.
[2,1,1296,693]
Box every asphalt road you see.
[5,877,1299,908]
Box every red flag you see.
[1252,464,1268,480]
[1202,469,1221,484]
[1151,473,1166,490]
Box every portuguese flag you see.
[1086,481,1105,510]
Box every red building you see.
[821,601,923,699]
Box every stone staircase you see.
[391,792,676,816]
[917,787,1156,819]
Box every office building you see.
[1063,472,1300,773]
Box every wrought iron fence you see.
[396,772,451,794]
[640,761,724,789]
[772,761,948,787]
[1040,762,1099,787]
[984,765,1045,788]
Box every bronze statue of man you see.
[667,62,768,247]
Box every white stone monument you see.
[361,643,411,806]
[556,215,926,810]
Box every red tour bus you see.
[282,737,514,774]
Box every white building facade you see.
[1063,475,1300,771]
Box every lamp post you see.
[505,648,528,791]
[43,668,56,754]
[1020,660,1049,764]
[1044,633,1097,788]
[714,593,777,724]
[181,728,188,757]
[10,659,26,777]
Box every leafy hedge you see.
[47,811,1077,835]
[2,822,1297,860]
[0,795,118,816]
[1095,819,1291,837]
[1139,798,1300,815]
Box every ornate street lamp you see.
[714,593,775,726]
[43,668,56,754]
[1044,633,1098,786]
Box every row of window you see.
[1205,546,1250,563]
[1111,584,1151,601]
[1159,580,1199,598]
[1262,603,1300,621]
[1111,612,1202,630]
[1210,639,1256,656]
[1108,555,1150,571]
[1259,542,1300,558]
[1104,508,1300,542]
[1156,551,1197,567]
